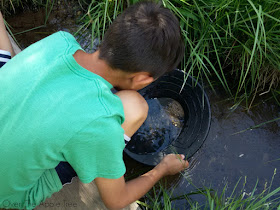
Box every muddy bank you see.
[6,1,82,49]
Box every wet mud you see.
[6,1,85,50]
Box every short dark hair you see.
[99,1,185,78]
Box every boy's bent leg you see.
[115,90,148,138]
[35,177,140,210]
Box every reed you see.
[162,0,280,107]
[76,0,280,108]
[4,0,280,107]
[138,171,280,209]
[74,0,126,42]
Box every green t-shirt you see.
[0,31,126,209]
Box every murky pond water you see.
[124,89,280,208]
[127,98,185,155]
[6,3,280,209]
[6,2,93,52]
[172,91,280,208]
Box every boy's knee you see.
[116,90,148,125]
[116,90,148,119]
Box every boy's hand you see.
[95,153,188,209]
[156,154,189,176]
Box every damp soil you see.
[6,3,280,209]
[6,1,94,52]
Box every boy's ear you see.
[131,72,154,90]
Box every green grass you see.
[232,117,280,135]
[4,0,280,108]
[138,171,280,210]
[75,0,280,109]
[74,0,127,44]
[162,0,280,108]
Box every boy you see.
[0,2,188,209]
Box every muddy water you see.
[127,98,185,155]
[6,1,94,52]
[7,3,280,209]
[171,91,280,208]
[123,88,280,208]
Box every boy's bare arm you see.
[95,154,188,210]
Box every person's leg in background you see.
[0,11,15,68]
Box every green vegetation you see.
[74,0,125,42]
[162,0,280,104]
[138,172,280,210]
[76,0,280,108]
[4,0,280,107]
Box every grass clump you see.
[138,172,280,209]
[74,0,127,45]
[5,0,280,107]
[162,0,280,108]
[3,0,280,107]
[77,0,280,108]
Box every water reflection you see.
[127,98,184,154]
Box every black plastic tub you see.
[124,69,211,166]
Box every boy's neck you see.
[73,50,128,88]
[73,50,154,91]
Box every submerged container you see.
[124,69,211,166]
